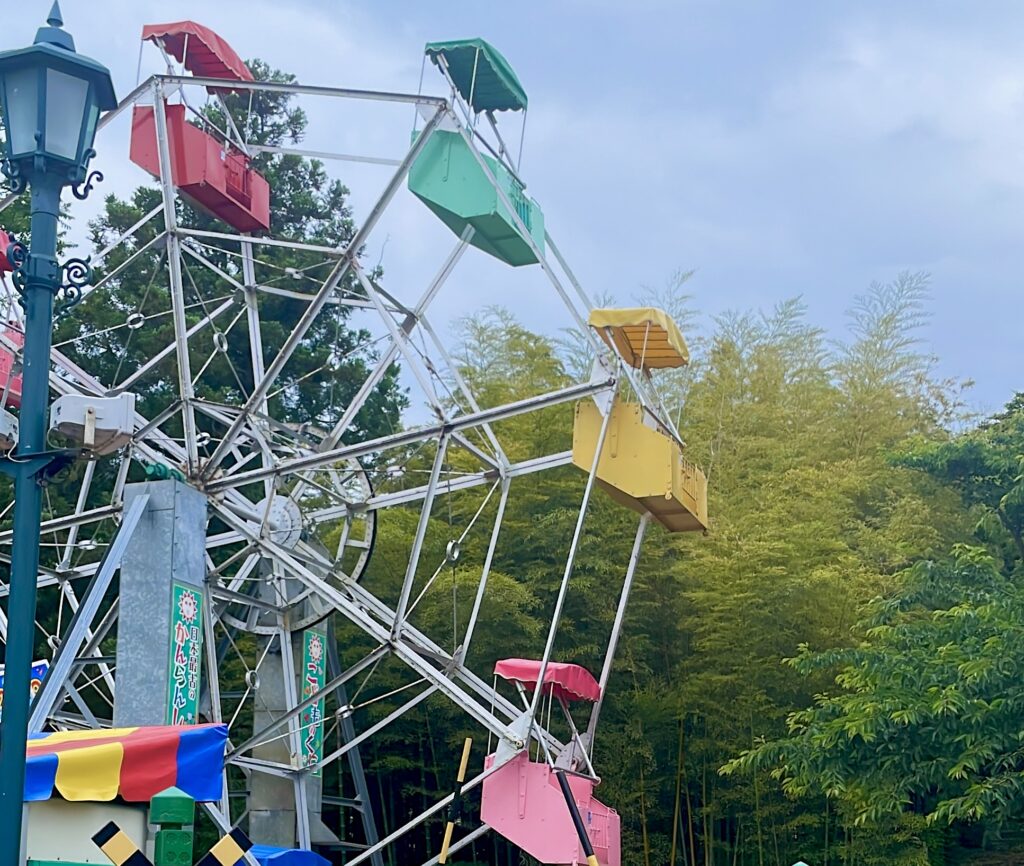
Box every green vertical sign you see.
[167,582,204,725]
[300,628,326,775]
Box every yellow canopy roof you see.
[589,307,690,369]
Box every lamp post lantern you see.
[0,3,115,860]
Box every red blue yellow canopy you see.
[25,723,227,803]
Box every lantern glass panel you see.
[82,94,99,154]
[4,67,39,157]
[45,67,88,160]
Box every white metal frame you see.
[0,61,674,861]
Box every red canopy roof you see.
[142,21,253,86]
[494,658,601,703]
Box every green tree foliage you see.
[728,394,1024,864]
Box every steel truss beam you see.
[206,378,613,493]
[28,494,150,732]
[210,504,531,749]
[201,104,449,478]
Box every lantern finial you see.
[35,1,75,52]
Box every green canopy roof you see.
[425,38,527,112]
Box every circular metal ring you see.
[245,670,261,690]
[126,312,145,330]
[445,540,461,564]
[213,331,229,353]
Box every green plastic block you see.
[150,785,195,826]
[145,462,186,483]
[154,829,194,866]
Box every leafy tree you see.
[727,395,1024,863]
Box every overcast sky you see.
[14,1,1024,415]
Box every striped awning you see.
[25,724,227,803]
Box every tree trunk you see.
[639,763,652,866]
[685,749,698,866]
[823,797,830,866]
[671,718,685,864]
[703,757,712,866]
[751,711,764,866]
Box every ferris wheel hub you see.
[256,494,303,549]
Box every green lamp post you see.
[0,3,115,861]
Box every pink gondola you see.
[482,658,621,866]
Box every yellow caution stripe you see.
[91,821,155,866]
[438,737,473,864]
[196,827,253,866]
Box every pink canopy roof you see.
[142,21,253,86]
[494,658,601,703]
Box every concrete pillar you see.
[249,628,339,848]
[114,480,207,728]
[249,636,298,846]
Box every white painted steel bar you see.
[586,513,650,745]
[419,824,491,865]
[153,79,200,474]
[113,298,235,393]
[419,311,508,467]
[81,230,167,302]
[460,477,511,661]
[28,494,150,732]
[355,266,453,425]
[247,143,401,167]
[201,105,447,478]
[207,379,612,493]
[91,205,164,269]
[57,462,95,572]
[392,435,450,635]
[312,686,437,772]
[276,621,311,848]
[526,389,615,724]
[344,761,510,866]
[309,451,572,522]
[226,646,388,759]
[288,229,473,504]
[157,74,447,107]
[449,115,602,356]
[210,505,523,745]
[201,582,231,820]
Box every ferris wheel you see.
[0,21,707,866]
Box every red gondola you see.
[0,232,23,410]
[0,323,23,410]
[129,22,270,234]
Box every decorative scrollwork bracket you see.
[6,242,93,316]
[71,169,103,201]
[1,160,27,195]
[55,256,93,316]
[7,241,28,299]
